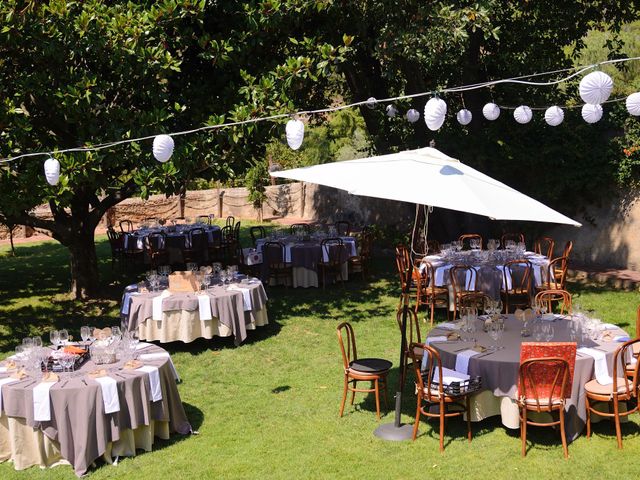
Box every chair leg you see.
[374,379,381,420]
[521,408,527,456]
[412,401,421,440]
[585,397,592,439]
[439,399,445,452]
[339,375,348,417]
[430,302,435,327]
[466,396,472,443]
[559,407,568,458]
[350,382,356,405]
[613,398,623,449]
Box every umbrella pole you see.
[374,267,414,441]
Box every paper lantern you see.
[152,134,174,163]
[626,92,640,116]
[406,108,420,123]
[544,106,564,126]
[456,109,472,126]
[513,105,533,124]
[424,97,447,131]
[385,104,398,117]
[285,119,305,150]
[365,97,377,109]
[579,71,613,105]
[482,102,500,121]
[43,157,60,186]
[581,103,603,124]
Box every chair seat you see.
[584,378,633,396]
[349,358,392,375]
[633,343,640,355]
[522,397,564,407]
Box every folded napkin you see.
[447,332,461,341]
[88,369,108,378]
[10,370,27,380]
[152,290,172,321]
[42,372,58,383]
[227,285,252,311]
[135,342,154,351]
[137,365,163,401]
[532,264,543,286]
[437,322,458,331]
[94,376,120,414]
[123,360,143,370]
[2,360,17,371]
[284,244,293,263]
[433,265,449,286]
[139,352,180,381]
[121,291,141,315]
[0,367,6,373]
[0,377,19,414]
[455,349,482,375]
[578,347,613,385]
[197,294,213,321]
[433,367,470,386]
[497,266,512,290]
[33,381,55,421]
[425,336,448,346]
[541,313,556,322]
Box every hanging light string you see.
[1,56,640,164]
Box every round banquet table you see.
[426,315,629,441]
[0,344,190,476]
[123,224,221,265]
[122,279,269,346]
[420,250,550,305]
[256,236,356,288]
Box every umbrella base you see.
[373,422,414,441]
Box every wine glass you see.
[58,329,69,346]
[22,337,34,350]
[488,321,502,351]
[49,330,60,349]
[81,326,91,344]
[111,326,122,341]
[186,262,198,272]
[32,336,43,348]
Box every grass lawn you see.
[1,232,639,479]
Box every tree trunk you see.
[8,226,16,256]
[66,228,100,300]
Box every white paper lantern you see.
[423,97,447,131]
[285,119,305,150]
[385,104,398,117]
[152,134,174,163]
[365,97,377,109]
[581,103,603,124]
[43,157,60,186]
[626,92,640,116]
[513,105,533,124]
[406,108,420,123]
[482,102,501,121]
[544,106,564,126]
[456,109,472,126]
[579,71,613,105]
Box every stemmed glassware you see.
[58,329,69,346]
[488,320,504,351]
[81,326,91,344]
[50,330,61,349]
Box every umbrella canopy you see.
[270,146,581,227]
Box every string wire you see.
[2,57,638,165]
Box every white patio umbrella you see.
[270,146,581,226]
[270,146,580,441]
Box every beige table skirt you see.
[268,265,349,288]
[139,308,269,343]
[0,416,169,472]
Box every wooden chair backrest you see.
[501,233,526,248]
[519,342,576,406]
[396,308,421,346]
[263,241,285,266]
[409,343,445,401]
[534,236,555,259]
[335,221,351,236]
[119,220,133,232]
[503,259,532,293]
[250,226,266,246]
[336,322,357,370]
[450,265,477,296]
[458,233,483,250]
[534,289,572,315]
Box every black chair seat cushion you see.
[349,358,392,374]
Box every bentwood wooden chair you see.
[334,220,351,236]
[106,227,124,269]
[263,241,292,287]
[225,215,235,228]
[181,227,207,266]
[416,261,449,325]
[396,308,422,388]
[249,226,266,247]
[337,322,391,420]
[458,233,483,250]
[501,233,526,249]
[395,244,420,308]
[408,343,473,450]
[518,342,576,458]
[585,338,640,449]
[459,292,492,313]
[145,232,170,269]
[318,238,347,289]
[449,265,478,319]
[500,259,533,313]
[290,223,310,236]
[535,256,569,293]
[119,219,134,233]
[534,236,555,260]
[195,214,212,226]
[349,227,373,280]
[534,289,572,315]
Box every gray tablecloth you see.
[0,344,190,476]
[124,281,268,345]
[427,315,627,441]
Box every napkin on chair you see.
[578,347,613,385]
[0,377,19,414]
[152,290,171,321]
[137,365,163,401]
[93,376,121,414]
[33,381,56,422]
[433,367,470,385]
[197,294,213,321]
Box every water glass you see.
[58,329,69,345]
[22,337,34,350]
[49,330,60,349]
[81,326,91,343]
[32,336,43,348]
